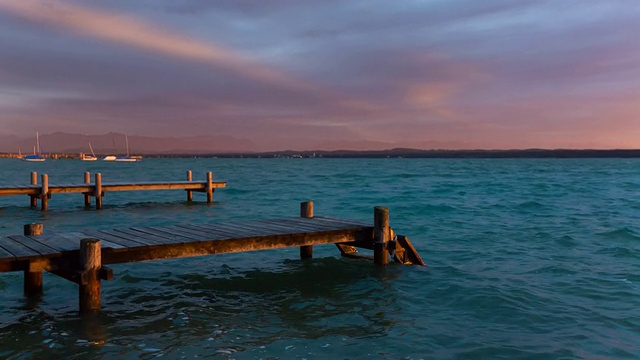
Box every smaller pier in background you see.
[0,171,226,210]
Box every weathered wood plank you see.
[174,224,246,241]
[128,226,203,243]
[110,228,179,246]
[180,223,256,239]
[194,222,275,238]
[249,219,328,234]
[0,238,42,259]
[262,218,354,232]
[159,225,229,241]
[82,230,148,249]
[0,243,17,261]
[101,228,370,265]
[7,235,60,256]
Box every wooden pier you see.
[0,202,424,313]
[0,171,226,210]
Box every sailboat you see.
[22,132,46,162]
[103,134,117,161]
[81,141,98,161]
[115,135,138,162]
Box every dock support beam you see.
[79,238,101,313]
[373,206,390,265]
[206,172,214,203]
[23,223,44,297]
[94,173,103,209]
[186,171,193,202]
[40,174,49,210]
[300,201,314,259]
[29,172,38,207]
[84,172,91,208]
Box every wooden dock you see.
[0,171,226,209]
[0,202,424,313]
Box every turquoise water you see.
[0,158,639,359]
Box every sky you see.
[0,0,639,150]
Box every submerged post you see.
[300,201,314,259]
[84,172,91,208]
[29,172,38,207]
[79,238,101,313]
[40,174,49,210]
[23,223,44,297]
[206,172,213,203]
[373,206,390,265]
[94,173,102,209]
[186,170,193,202]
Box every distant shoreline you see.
[2,149,640,159]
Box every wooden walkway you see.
[0,202,423,313]
[0,171,226,209]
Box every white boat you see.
[103,155,116,161]
[22,132,46,162]
[81,142,98,161]
[114,135,139,162]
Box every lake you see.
[1,157,639,359]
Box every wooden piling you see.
[206,172,213,203]
[79,238,101,313]
[186,171,193,201]
[23,223,44,297]
[29,172,38,207]
[84,172,91,207]
[300,201,314,259]
[94,173,102,209]
[40,174,49,210]
[373,206,390,265]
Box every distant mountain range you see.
[1,132,639,157]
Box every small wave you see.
[596,227,640,241]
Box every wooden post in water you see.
[373,206,390,265]
[84,172,91,208]
[79,238,101,313]
[29,172,38,207]
[40,174,49,210]
[206,172,213,203]
[23,223,44,297]
[300,201,314,259]
[186,170,193,202]
[94,173,103,209]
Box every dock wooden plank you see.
[0,238,42,259]
[7,235,60,256]
[168,224,248,241]
[110,228,180,246]
[82,230,149,249]
[228,219,316,235]
[177,223,257,239]
[192,222,274,238]
[159,225,232,241]
[249,219,330,234]
[259,218,353,232]
[0,244,17,261]
[128,226,203,243]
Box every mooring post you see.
[300,201,314,259]
[94,173,102,209]
[186,170,193,202]
[206,172,213,203]
[40,174,49,210]
[29,172,38,207]
[79,238,101,313]
[23,223,44,297]
[84,172,91,208]
[373,206,390,265]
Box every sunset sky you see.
[1,0,639,150]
